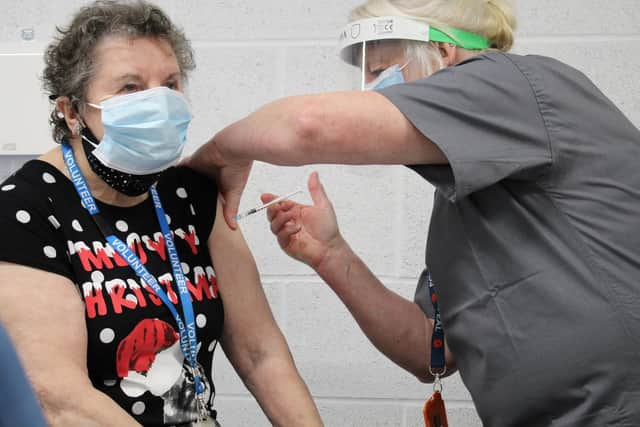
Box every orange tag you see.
[423,390,448,427]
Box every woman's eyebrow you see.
[108,71,182,87]
[112,73,143,84]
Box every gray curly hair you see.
[42,0,195,143]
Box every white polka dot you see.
[208,341,216,352]
[48,215,61,229]
[16,210,30,224]
[190,204,196,216]
[196,314,207,328]
[165,214,171,224]
[116,220,128,232]
[42,172,56,184]
[104,379,117,387]
[91,271,104,284]
[126,294,137,304]
[132,401,145,415]
[99,328,115,344]
[181,263,190,274]
[43,246,57,258]
[1,184,15,192]
[176,187,188,199]
[72,219,83,232]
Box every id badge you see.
[423,390,448,427]
[193,417,221,427]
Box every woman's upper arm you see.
[0,263,90,390]
[207,197,283,359]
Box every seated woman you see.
[0,1,322,426]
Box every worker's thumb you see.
[308,171,330,208]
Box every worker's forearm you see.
[214,93,390,167]
[315,238,434,382]
[214,96,314,167]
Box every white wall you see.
[1,1,639,426]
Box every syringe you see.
[236,190,304,221]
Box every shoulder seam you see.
[501,54,555,181]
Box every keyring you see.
[429,366,446,393]
[428,366,446,377]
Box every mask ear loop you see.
[360,40,367,91]
[73,97,100,147]
[85,102,102,110]
[67,97,86,138]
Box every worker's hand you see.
[263,172,343,270]
[183,129,252,230]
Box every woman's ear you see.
[438,43,458,66]
[55,96,82,136]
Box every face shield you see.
[338,16,491,90]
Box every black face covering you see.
[81,127,161,197]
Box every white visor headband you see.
[338,16,491,66]
[338,16,430,64]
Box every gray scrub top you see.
[380,52,640,427]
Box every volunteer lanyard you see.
[428,271,446,376]
[61,142,206,398]
[423,270,448,427]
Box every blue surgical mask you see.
[86,86,192,175]
[364,63,408,91]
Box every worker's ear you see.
[437,43,458,67]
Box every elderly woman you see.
[0,1,322,426]
[187,0,640,426]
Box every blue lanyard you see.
[428,271,446,375]
[61,142,205,396]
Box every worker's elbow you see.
[414,364,457,384]
[293,100,324,155]
[414,367,436,384]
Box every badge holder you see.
[193,365,220,426]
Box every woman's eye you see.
[120,83,140,93]
[164,81,179,90]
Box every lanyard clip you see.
[432,373,443,394]
[429,366,446,393]
[196,393,210,421]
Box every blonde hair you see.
[350,0,516,78]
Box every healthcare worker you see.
[187,0,640,425]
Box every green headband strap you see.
[429,27,491,50]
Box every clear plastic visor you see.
[338,16,429,90]
[342,39,408,90]
[338,16,490,90]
